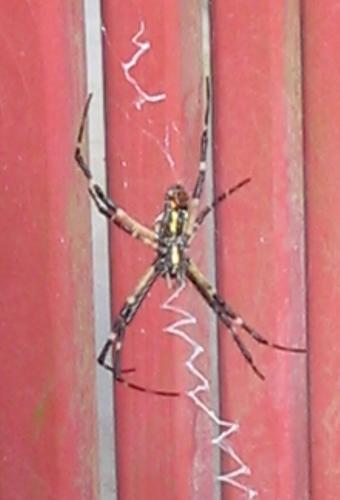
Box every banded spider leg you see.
[75,96,178,396]
[186,259,306,380]
[97,258,180,397]
[75,93,158,249]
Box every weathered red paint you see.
[302,2,340,498]
[101,1,216,499]
[211,2,309,498]
[0,2,99,499]
[6,2,337,498]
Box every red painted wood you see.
[302,2,340,498]
[0,2,99,499]
[101,1,215,498]
[211,2,309,499]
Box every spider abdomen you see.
[159,205,188,280]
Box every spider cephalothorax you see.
[166,184,189,210]
[75,84,306,397]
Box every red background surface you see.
[302,1,340,498]
[212,2,308,498]
[101,1,216,499]
[2,0,340,499]
[0,2,98,499]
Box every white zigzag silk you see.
[162,283,258,499]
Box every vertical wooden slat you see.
[0,2,99,499]
[302,2,340,498]
[101,1,216,498]
[211,2,309,498]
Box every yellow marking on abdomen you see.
[171,245,180,266]
[169,210,179,235]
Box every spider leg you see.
[190,177,251,239]
[185,259,265,379]
[186,259,306,380]
[98,259,180,397]
[75,93,93,180]
[98,261,162,374]
[185,77,211,239]
[75,95,158,248]
[192,76,210,201]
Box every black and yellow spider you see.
[75,84,306,396]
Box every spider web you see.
[99,12,258,499]
[162,282,258,499]
[120,21,166,110]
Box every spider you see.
[75,83,306,397]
